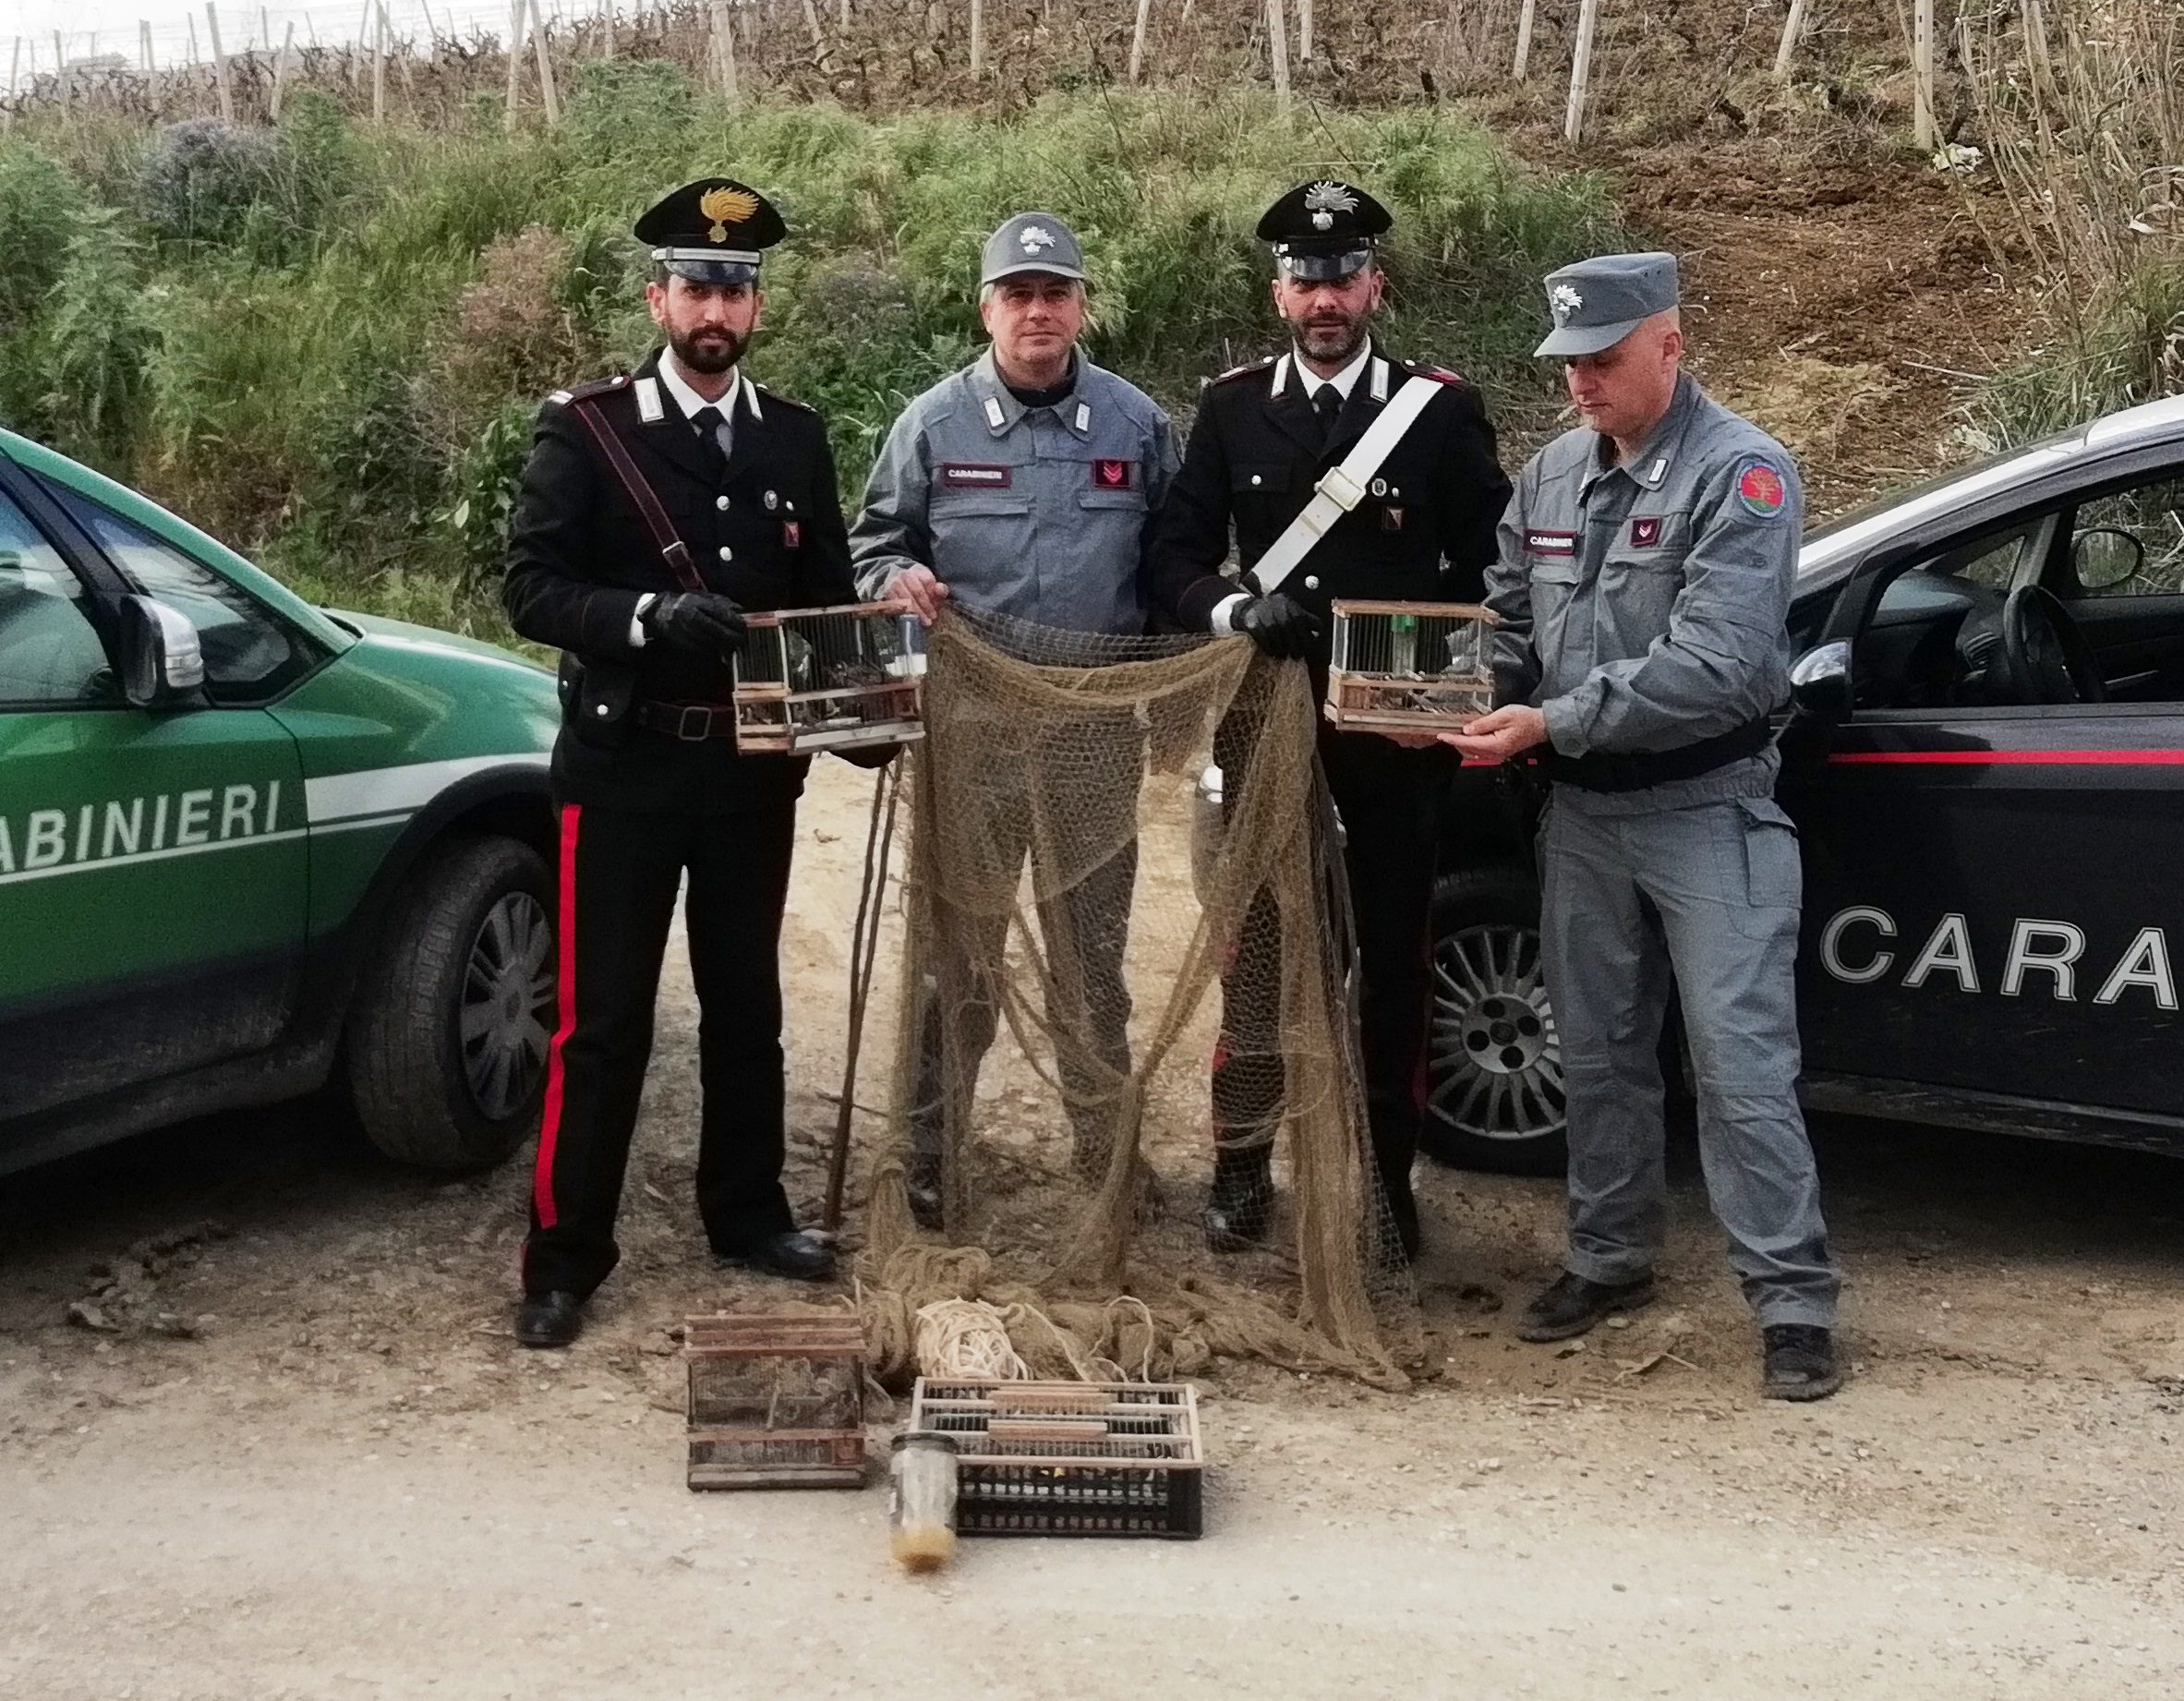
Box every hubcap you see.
[1428,922,1565,1145]
[459,891,555,1122]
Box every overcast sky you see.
[9,0,595,86]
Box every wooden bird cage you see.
[730,601,926,756]
[1324,599,1499,731]
[683,1312,868,1490]
[908,1379,1204,1538]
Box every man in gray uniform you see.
[1445,252,1843,1401]
[852,212,1177,1226]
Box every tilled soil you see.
[4,761,2181,1700]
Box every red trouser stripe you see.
[531,802,583,1229]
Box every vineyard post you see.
[1913,0,1936,150]
[1563,0,1599,141]
[207,3,235,121]
[504,0,525,129]
[271,20,295,117]
[1773,0,1806,78]
[530,0,561,122]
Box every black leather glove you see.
[1234,593,1321,661]
[643,592,746,655]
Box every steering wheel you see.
[1997,585,2106,705]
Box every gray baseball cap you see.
[980,212,1088,286]
[1533,251,1680,357]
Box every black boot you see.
[515,1290,584,1349]
[1762,1324,1844,1402]
[906,1150,945,1232]
[1202,1151,1276,1253]
[1517,1270,1657,1343]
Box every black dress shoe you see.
[1516,1269,1657,1342]
[718,1229,838,1283]
[1762,1324,1844,1402]
[515,1290,583,1349]
[906,1152,945,1232]
[1202,1155,1276,1253]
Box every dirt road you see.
[4,761,2182,1700]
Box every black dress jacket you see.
[1144,344,1513,660]
[503,348,858,813]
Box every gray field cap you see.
[981,212,1088,285]
[1534,251,1680,357]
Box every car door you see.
[0,459,310,1128]
[1780,464,2184,1124]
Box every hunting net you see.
[853,606,1421,1392]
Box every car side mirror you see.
[2071,526,2143,592]
[117,593,206,708]
[1789,639,1853,723]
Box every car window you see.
[2067,476,2184,597]
[42,484,320,704]
[0,488,116,710]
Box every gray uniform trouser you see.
[1540,787,1840,1327]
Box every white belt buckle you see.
[1316,466,1366,512]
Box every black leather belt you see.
[1543,717,1772,792]
[633,700,742,741]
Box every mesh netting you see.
[852,606,1421,1391]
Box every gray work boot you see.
[1761,1324,1844,1402]
[1517,1270,1658,1342]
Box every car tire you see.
[345,834,557,1172]
[1420,866,1569,1177]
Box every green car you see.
[0,427,561,1176]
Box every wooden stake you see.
[802,0,828,65]
[1128,0,1152,82]
[1266,0,1290,106]
[5,37,18,132]
[602,0,616,55]
[2021,0,2056,101]
[710,0,738,103]
[1298,0,1312,62]
[1512,0,1535,80]
[207,3,235,120]
[1563,0,1599,142]
[505,0,525,128]
[1773,0,1806,78]
[970,0,984,75]
[372,4,387,121]
[140,18,152,71]
[838,0,850,30]
[54,30,66,110]
[1913,0,1936,150]
[260,6,271,53]
[529,0,561,122]
[271,20,295,116]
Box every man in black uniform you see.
[1146,180,1511,1261]
[505,178,862,1347]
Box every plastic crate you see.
[908,1379,1204,1538]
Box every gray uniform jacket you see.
[1485,372,1802,810]
[851,350,1177,634]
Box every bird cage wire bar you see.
[730,600,925,755]
[1324,598,1497,730]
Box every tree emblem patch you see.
[1735,457,1788,518]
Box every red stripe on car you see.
[1828,750,2184,766]
[531,803,583,1229]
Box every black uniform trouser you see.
[523,796,799,1301]
[1214,731,1443,1230]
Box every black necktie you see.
[1313,383,1342,449]
[691,404,730,483]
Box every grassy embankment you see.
[0,70,1623,642]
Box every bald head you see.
[1564,309,1684,459]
